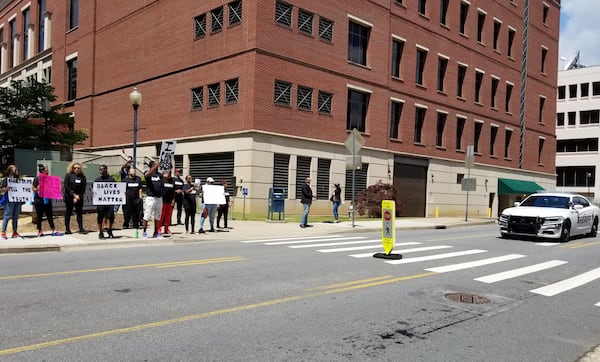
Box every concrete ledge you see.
[0,245,61,254]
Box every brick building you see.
[0,0,560,217]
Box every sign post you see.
[373,200,402,260]
[344,128,365,228]
[464,145,474,222]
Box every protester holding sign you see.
[158,170,175,235]
[32,164,63,237]
[63,162,87,234]
[142,160,166,239]
[122,167,143,230]
[94,165,117,239]
[1,165,23,239]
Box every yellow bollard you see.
[488,208,492,218]
[435,206,439,218]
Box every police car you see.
[498,192,599,242]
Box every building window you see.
[541,47,548,73]
[390,100,403,139]
[557,167,596,187]
[66,58,78,101]
[493,20,501,51]
[192,87,204,111]
[440,0,449,25]
[456,116,466,150]
[504,129,512,158]
[391,38,405,78]
[347,89,369,132]
[318,17,334,43]
[557,85,565,100]
[273,153,290,190]
[581,83,589,97]
[477,10,486,43]
[318,91,332,114]
[195,14,207,39]
[9,20,15,68]
[211,7,224,33]
[568,111,576,126]
[557,138,599,153]
[275,1,292,28]
[297,85,313,111]
[295,156,311,199]
[228,0,242,26]
[538,138,545,164]
[344,163,368,199]
[538,96,545,123]
[208,83,220,107]
[457,64,467,98]
[436,112,447,147]
[274,80,291,106]
[418,0,427,15]
[0,28,3,71]
[69,0,79,29]
[474,70,484,103]
[437,56,448,92]
[491,77,499,108]
[416,47,428,86]
[225,78,239,104]
[505,83,513,112]
[459,1,469,35]
[580,110,600,125]
[316,158,332,200]
[474,121,482,153]
[507,28,515,58]
[556,112,564,127]
[569,84,577,99]
[38,0,46,52]
[348,21,370,66]
[490,125,498,156]
[414,106,427,144]
[298,9,313,35]
[22,8,30,61]
[593,82,600,96]
[543,4,549,24]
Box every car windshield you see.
[519,195,570,209]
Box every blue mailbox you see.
[268,187,286,221]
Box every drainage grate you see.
[444,293,491,304]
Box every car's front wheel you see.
[587,218,598,237]
[560,221,571,242]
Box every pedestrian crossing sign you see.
[381,200,395,254]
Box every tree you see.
[354,181,404,217]
[0,79,88,162]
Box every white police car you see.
[498,192,599,242]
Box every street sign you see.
[344,128,366,155]
[381,200,395,255]
[465,145,474,169]
[461,178,476,191]
[242,187,248,196]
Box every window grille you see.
[319,18,333,42]
[211,7,223,33]
[192,87,203,110]
[195,14,206,38]
[274,80,291,106]
[225,78,239,104]
[208,83,220,107]
[318,91,332,114]
[297,86,313,111]
[229,0,242,26]
[275,1,292,27]
[298,10,313,35]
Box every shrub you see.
[354,181,403,217]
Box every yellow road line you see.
[562,242,585,248]
[0,257,245,280]
[0,271,437,355]
[566,241,600,249]
[306,275,395,291]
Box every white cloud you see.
[559,0,600,67]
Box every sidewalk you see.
[0,217,496,253]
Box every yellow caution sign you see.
[381,200,395,255]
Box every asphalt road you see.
[1,224,599,361]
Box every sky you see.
[558,0,600,68]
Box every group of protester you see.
[0,160,232,240]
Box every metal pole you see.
[465,166,470,222]
[132,104,138,169]
[352,135,356,228]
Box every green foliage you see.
[354,181,403,218]
[0,79,88,157]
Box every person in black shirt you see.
[217,179,230,229]
[173,169,184,225]
[95,165,116,239]
[32,164,62,237]
[122,167,143,229]
[182,175,198,234]
[63,162,87,234]
[158,170,175,235]
[142,161,165,239]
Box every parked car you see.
[498,192,599,242]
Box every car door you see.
[574,196,593,234]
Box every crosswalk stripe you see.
[530,266,600,297]
[265,236,367,246]
[536,242,561,246]
[289,239,380,248]
[241,235,344,243]
[385,249,487,265]
[317,242,421,253]
[425,254,525,273]
[349,245,453,258]
[474,260,568,283]
[595,302,600,307]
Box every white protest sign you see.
[7,178,34,203]
[92,182,126,205]
[202,184,226,205]
[159,140,177,172]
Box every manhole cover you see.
[444,293,491,304]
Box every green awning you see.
[498,178,545,195]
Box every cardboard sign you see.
[38,173,63,200]
[7,178,34,203]
[159,140,177,172]
[92,182,126,205]
[202,184,226,205]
